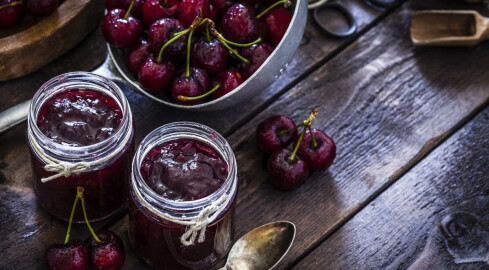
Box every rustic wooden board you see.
[0,0,105,81]
[292,99,489,270]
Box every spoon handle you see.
[0,99,30,135]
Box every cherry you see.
[297,128,336,170]
[267,148,309,191]
[256,115,296,154]
[220,2,259,43]
[105,0,144,18]
[142,0,179,27]
[0,0,25,28]
[210,69,243,99]
[191,36,228,75]
[239,42,273,78]
[259,6,292,46]
[45,240,89,270]
[147,18,187,59]
[210,0,233,14]
[170,67,210,105]
[102,8,142,48]
[26,0,58,16]
[138,56,176,94]
[126,39,151,75]
[89,230,125,270]
[177,0,211,27]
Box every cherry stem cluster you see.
[0,0,22,10]
[124,0,136,20]
[64,187,101,245]
[257,0,292,19]
[288,108,318,162]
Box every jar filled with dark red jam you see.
[27,72,134,222]
[129,122,237,270]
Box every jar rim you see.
[131,122,238,217]
[27,72,132,163]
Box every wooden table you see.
[2,0,489,269]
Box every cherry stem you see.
[178,84,221,101]
[186,28,195,77]
[289,126,306,162]
[77,187,101,243]
[206,22,211,43]
[257,0,292,19]
[64,189,80,245]
[279,123,304,135]
[0,0,22,9]
[308,125,318,148]
[218,36,262,48]
[157,29,190,62]
[215,35,249,63]
[124,0,136,20]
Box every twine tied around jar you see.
[27,113,133,183]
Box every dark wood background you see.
[1,0,489,269]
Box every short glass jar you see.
[129,122,238,270]
[27,72,134,222]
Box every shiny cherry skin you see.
[138,56,176,94]
[220,2,259,43]
[105,0,144,18]
[0,0,25,28]
[127,39,151,75]
[102,9,142,48]
[210,69,243,99]
[170,67,210,105]
[44,240,89,270]
[89,230,125,270]
[26,0,58,16]
[256,115,296,154]
[210,0,232,14]
[239,42,274,78]
[148,18,187,60]
[297,128,336,171]
[267,148,309,191]
[177,0,211,27]
[191,37,228,75]
[142,0,179,27]
[260,7,292,46]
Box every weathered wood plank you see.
[107,1,489,269]
[292,97,489,270]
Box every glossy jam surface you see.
[37,89,122,146]
[31,89,133,222]
[129,140,234,270]
[140,139,228,201]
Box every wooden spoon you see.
[410,10,489,46]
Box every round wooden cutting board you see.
[0,0,105,81]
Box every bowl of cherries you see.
[101,0,308,111]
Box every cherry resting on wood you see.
[45,240,89,270]
[267,148,309,190]
[89,230,125,270]
[256,115,297,154]
[297,128,336,171]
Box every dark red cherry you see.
[127,39,151,75]
[220,2,259,43]
[177,0,211,27]
[267,148,309,191]
[26,0,58,16]
[142,0,179,27]
[138,56,176,94]
[297,128,336,170]
[210,69,243,99]
[170,67,210,105]
[45,240,89,270]
[0,0,25,28]
[260,7,291,46]
[239,42,274,78]
[210,0,232,13]
[191,37,228,75]
[105,0,144,18]
[89,230,125,270]
[256,115,296,154]
[148,18,187,59]
[102,9,142,48]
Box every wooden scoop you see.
[411,10,489,46]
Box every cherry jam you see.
[28,72,134,222]
[129,123,237,270]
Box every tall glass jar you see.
[129,122,237,270]
[27,72,134,222]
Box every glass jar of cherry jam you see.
[27,72,134,222]
[129,122,238,270]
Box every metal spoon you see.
[219,221,296,270]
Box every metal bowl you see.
[106,0,308,111]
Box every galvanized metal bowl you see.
[106,0,308,111]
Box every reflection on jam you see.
[37,89,122,146]
[140,140,228,201]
